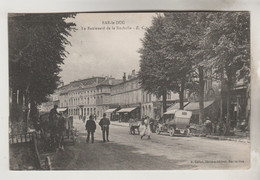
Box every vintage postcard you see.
[8,11,251,171]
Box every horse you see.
[39,112,64,151]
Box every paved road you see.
[50,119,250,170]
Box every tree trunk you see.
[18,89,24,106]
[219,66,224,125]
[198,66,204,125]
[162,89,167,113]
[24,92,29,129]
[225,85,231,135]
[179,80,185,110]
[29,98,38,129]
[10,88,18,122]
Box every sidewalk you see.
[191,133,250,143]
[110,121,130,127]
[110,121,250,143]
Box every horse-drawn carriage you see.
[39,108,78,151]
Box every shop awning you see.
[105,108,117,113]
[117,107,137,113]
[164,109,178,115]
[57,107,68,113]
[184,101,214,111]
[167,102,189,111]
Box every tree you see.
[139,15,169,113]
[161,12,212,114]
[139,12,209,114]
[201,12,250,134]
[161,12,203,110]
[9,13,76,127]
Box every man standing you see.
[85,115,96,143]
[49,105,61,123]
[49,104,61,151]
[99,113,110,142]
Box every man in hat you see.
[85,115,96,143]
[49,105,61,123]
[48,104,61,151]
[99,113,110,142]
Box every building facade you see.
[41,70,187,120]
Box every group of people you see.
[128,116,154,139]
[85,113,110,143]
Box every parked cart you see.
[128,118,140,135]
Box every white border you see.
[0,0,259,180]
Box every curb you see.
[191,133,250,143]
[206,135,250,143]
[110,123,129,127]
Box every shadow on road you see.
[50,137,196,170]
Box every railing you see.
[9,132,37,144]
[9,131,42,169]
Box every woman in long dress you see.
[140,117,151,139]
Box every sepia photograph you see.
[8,11,251,170]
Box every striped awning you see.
[117,107,137,113]
[105,108,117,113]
[57,108,68,113]
[164,109,178,115]
[184,101,214,111]
[167,102,189,111]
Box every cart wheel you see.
[169,127,175,137]
[156,127,160,135]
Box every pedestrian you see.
[49,105,61,124]
[140,116,151,139]
[205,117,212,135]
[57,110,68,151]
[85,115,96,143]
[99,113,110,142]
[48,105,61,151]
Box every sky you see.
[60,13,156,85]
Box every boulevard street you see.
[50,119,250,170]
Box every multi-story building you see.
[96,78,123,117]
[110,70,181,120]
[109,70,143,121]
[42,77,106,118]
[41,70,188,120]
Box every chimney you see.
[123,72,126,82]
